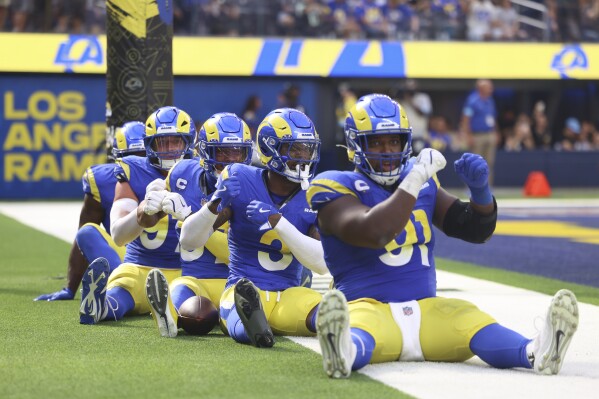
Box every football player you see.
[79,106,195,325]
[145,112,254,338]
[307,94,579,378]
[34,121,146,301]
[180,108,328,347]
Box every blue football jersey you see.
[307,162,439,302]
[82,163,117,233]
[166,159,228,279]
[223,163,317,291]
[114,156,180,269]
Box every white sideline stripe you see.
[1,201,598,399]
[498,198,599,207]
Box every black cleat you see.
[234,278,274,348]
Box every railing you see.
[511,0,551,41]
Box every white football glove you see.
[399,148,447,199]
[413,148,447,180]
[143,190,168,215]
[161,192,192,221]
[146,178,166,193]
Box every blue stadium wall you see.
[0,74,327,199]
[1,34,599,199]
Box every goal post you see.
[105,0,174,160]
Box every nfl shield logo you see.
[403,306,413,316]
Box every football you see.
[177,295,219,335]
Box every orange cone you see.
[523,171,551,197]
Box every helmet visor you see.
[211,144,252,171]
[362,132,409,173]
[151,134,188,160]
[279,141,319,163]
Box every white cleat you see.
[79,257,109,325]
[529,289,579,375]
[316,289,356,379]
[145,269,178,338]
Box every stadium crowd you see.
[334,80,599,157]
[1,0,598,42]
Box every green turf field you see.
[0,213,411,399]
[2,212,598,399]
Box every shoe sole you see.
[79,258,109,325]
[146,270,178,338]
[234,280,274,348]
[317,290,352,379]
[536,289,579,375]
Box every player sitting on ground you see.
[307,94,579,378]
[145,112,254,338]
[180,108,328,347]
[79,106,195,324]
[34,121,146,301]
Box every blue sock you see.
[104,287,135,321]
[226,307,250,344]
[307,306,318,333]
[351,328,375,370]
[171,284,195,311]
[76,225,122,273]
[470,323,533,369]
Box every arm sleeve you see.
[110,198,144,246]
[180,205,217,252]
[273,217,328,275]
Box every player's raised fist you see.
[454,153,489,189]
[144,190,168,215]
[414,148,447,179]
[162,192,192,221]
[212,175,241,212]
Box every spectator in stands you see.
[354,0,388,39]
[548,0,581,42]
[554,117,581,151]
[278,83,305,113]
[430,0,464,40]
[242,94,263,140]
[85,0,105,34]
[491,0,519,41]
[276,0,297,36]
[531,101,552,149]
[336,82,357,128]
[578,120,597,151]
[335,82,357,141]
[54,0,85,34]
[220,0,243,36]
[396,79,432,151]
[465,0,495,41]
[0,0,9,31]
[295,0,332,37]
[428,115,463,152]
[174,0,193,35]
[580,0,599,42]
[504,113,535,151]
[387,0,419,40]
[204,0,229,36]
[414,0,435,40]
[10,0,33,32]
[327,0,362,39]
[460,79,498,185]
[590,121,599,149]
